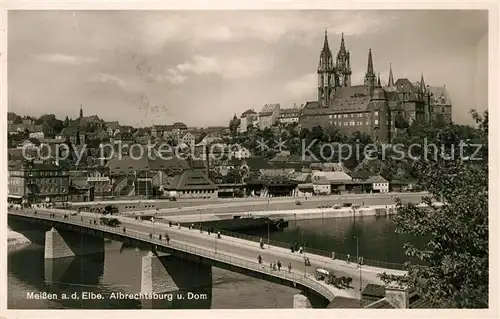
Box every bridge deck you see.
[8,208,407,301]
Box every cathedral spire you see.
[79,104,83,118]
[322,28,330,52]
[420,71,426,93]
[339,32,346,55]
[377,73,381,87]
[366,48,374,75]
[388,63,395,87]
[364,49,376,96]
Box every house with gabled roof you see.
[365,174,389,193]
[163,170,218,199]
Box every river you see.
[8,215,423,309]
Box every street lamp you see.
[214,236,217,254]
[303,241,308,277]
[354,235,363,306]
[198,209,201,230]
[267,219,270,249]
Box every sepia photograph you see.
[3,7,492,312]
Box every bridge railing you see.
[11,208,406,271]
[8,210,336,301]
[164,224,407,271]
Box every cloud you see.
[34,53,95,65]
[89,73,127,88]
[177,56,220,75]
[156,69,188,84]
[164,55,273,82]
[138,11,394,51]
[286,73,316,98]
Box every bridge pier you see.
[293,294,312,308]
[140,251,212,309]
[44,227,105,259]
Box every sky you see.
[8,10,488,127]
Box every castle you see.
[300,30,452,142]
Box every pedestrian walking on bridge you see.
[258,255,262,265]
[288,263,292,273]
[166,234,170,245]
[277,261,282,271]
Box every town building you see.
[311,171,352,195]
[7,160,69,204]
[300,31,453,142]
[366,175,389,193]
[277,106,302,125]
[258,104,280,130]
[178,131,196,147]
[238,109,259,133]
[163,170,218,199]
[428,86,453,123]
[230,147,251,160]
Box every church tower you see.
[317,29,336,107]
[386,63,396,91]
[364,49,377,97]
[79,104,83,118]
[336,33,352,87]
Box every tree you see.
[13,116,23,124]
[394,113,410,129]
[378,110,488,308]
[36,114,64,137]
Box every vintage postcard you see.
[1,1,497,318]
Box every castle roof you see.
[260,103,280,115]
[302,86,372,115]
[241,109,257,117]
[428,86,452,105]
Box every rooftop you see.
[428,86,452,105]
[164,170,217,190]
[365,175,389,184]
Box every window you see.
[344,114,348,118]
[329,115,332,119]
[375,111,379,116]
[366,121,370,125]
[375,120,379,125]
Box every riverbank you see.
[156,203,442,223]
[71,192,429,216]
[7,229,31,248]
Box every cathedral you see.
[300,30,453,142]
